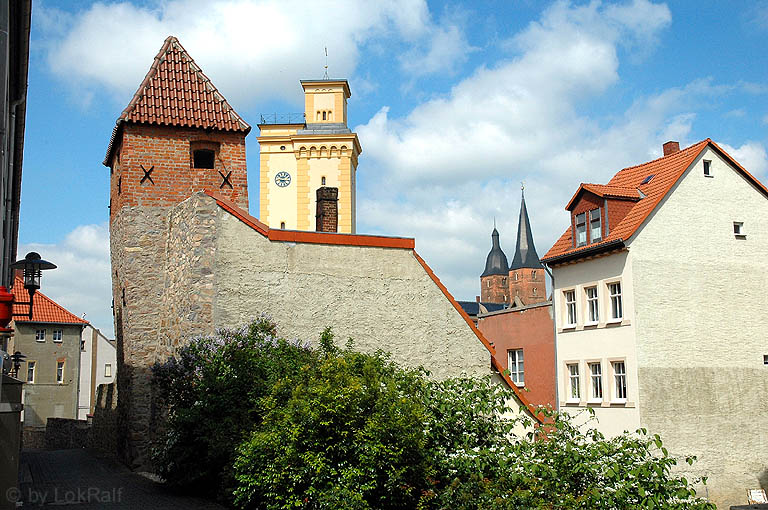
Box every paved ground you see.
[16,449,226,508]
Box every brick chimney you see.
[316,187,338,233]
[663,141,680,156]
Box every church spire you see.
[481,227,509,277]
[509,189,542,270]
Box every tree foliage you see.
[153,318,715,510]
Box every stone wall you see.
[44,418,90,450]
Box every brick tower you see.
[103,36,250,468]
[480,227,509,304]
[508,189,545,305]
[258,80,361,233]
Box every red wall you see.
[478,303,555,409]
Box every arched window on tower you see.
[532,270,537,279]
[321,176,326,185]
[322,111,327,120]
[280,221,286,229]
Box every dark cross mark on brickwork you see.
[219,170,233,189]
[140,165,155,184]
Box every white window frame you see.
[612,361,627,403]
[26,361,36,383]
[589,208,601,242]
[567,363,580,402]
[564,290,577,327]
[588,362,603,402]
[575,213,587,246]
[507,349,524,387]
[52,329,63,343]
[703,160,712,177]
[585,286,599,325]
[608,282,623,322]
[56,361,65,384]
[35,329,46,342]
[734,221,746,238]
[105,363,112,378]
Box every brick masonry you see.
[315,186,338,232]
[480,274,508,304]
[508,267,546,305]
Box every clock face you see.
[274,171,291,187]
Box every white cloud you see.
[399,23,474,77]
[353,0,710,302]
[720,141,768,179]
[36,0,467,107]
[19,224,113,338]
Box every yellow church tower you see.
[258,79,361,233]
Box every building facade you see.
[8,278,88,428]
[542,140,768,509]
[104,36,539,469]
[78,325,116,420]
[258,80,360,233]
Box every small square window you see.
[53,329,63,342]
[734,222,745,237]
[35,329,46,342]
[193,149,215,169]
[508,349,524,387]
[763,355,767,365]
[703,160,712,177]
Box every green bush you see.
[153,318,715,510]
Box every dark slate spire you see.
[481,227,509,277]
[510,189,543,270]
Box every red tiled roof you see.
[565,184,640,210]
[11,277,88,324]
[543,139,768,263]
[104,36,250,165]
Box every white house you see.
[78,325,116,420]
[541,139,768,509]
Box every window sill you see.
[586,399,603,406]
[562,324,577,331]
[565,399,581,406]
[605,318,623,326]
[584,321,598,328]
[735,234,747,240]
[610,400,627,406]
[704,174,714,178]
[514,382,525,388]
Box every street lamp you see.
[9,252,57,321]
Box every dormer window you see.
[590,209,602,242]
[193,149,215,169]
[575,213,587,246]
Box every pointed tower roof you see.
[509,190,543,270]
[481,227,509,277]
[104,36,250,165]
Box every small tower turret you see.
[509,189,545,304]
[481,227,509,304]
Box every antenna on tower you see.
[323,46,329,79]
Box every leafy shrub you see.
[153,318,715,510]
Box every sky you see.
[19,0,768,338]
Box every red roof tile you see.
[11,277,88,324]
[543,139,768,263]
[565,184,640,210]
[104,36,250,165]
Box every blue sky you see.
[19,0,768,337]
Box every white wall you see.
[629,146,768,508]
[78,325,116,420]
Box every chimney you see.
[663,141,680,156]
[315,187,338,233]
[476,296,480,303]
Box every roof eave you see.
[542,239,625,266]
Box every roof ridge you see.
[612,139,709,175]
[12,276,88,324]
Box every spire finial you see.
[521,181,525,198]
[323,47,329,80]
[493,216,496,229]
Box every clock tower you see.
[258,79,361,233]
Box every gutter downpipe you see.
[542,263,558,412]
[4,96,22,287]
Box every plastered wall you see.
[629,147,768,508]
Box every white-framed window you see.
[589,362,603,401]
[585,286,599,324]
[56,361,65,384]
[52,329,63,342]
[27,361,36,383]
[590,209,601,242]
[531,270,537,279]
[35,329,46,342]
[734,222,745,237]
[575,213,587,246]
[105,364,112,378]
[609,282,623,320]
[567,363,580,401]
[612,361,627,401]
[564,290,576,327]
[703,160,712,177]
[507,349,524,386]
